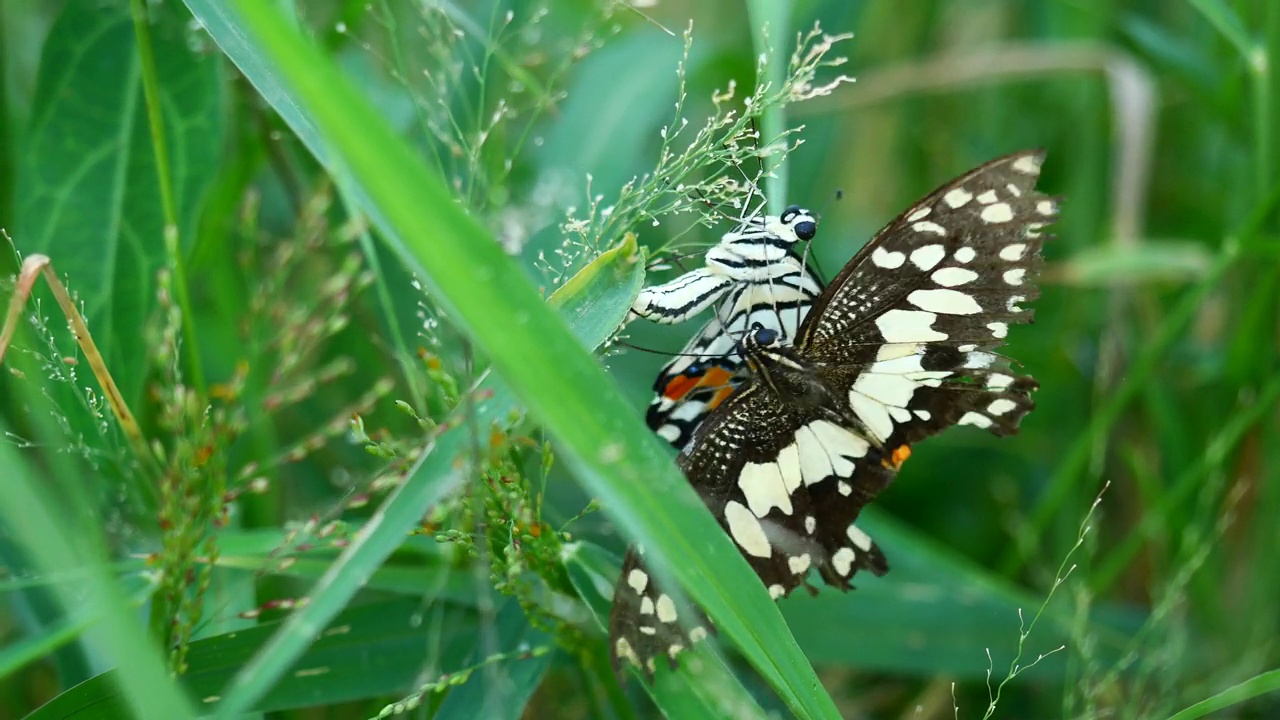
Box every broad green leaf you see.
[195,3,841,719]
[12,1,224,406]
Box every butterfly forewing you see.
[796,150,1056,450]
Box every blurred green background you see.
[1,0,1277,718]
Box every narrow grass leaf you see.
[1164,668,1280,720]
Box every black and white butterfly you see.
[631,205,825,450]
[609,150,1058,679]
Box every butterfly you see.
[630,205,824,450]
[610,150,1058,679]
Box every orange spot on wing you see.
[882,444,912,470]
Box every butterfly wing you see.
[796,150,1055,450]
[610,382,891,678]
[607,545,713,680]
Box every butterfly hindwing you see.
[679,383,891,599]
[607,545,713,680]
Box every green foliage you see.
[1,0,1278,719]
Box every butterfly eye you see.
[794,219,817,241]
[753,326,779,346]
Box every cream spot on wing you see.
[739,461,793,517]
[769,584,786,599]
[987,373,1014,389]
[1003,269,1026,286]
[910,244,946,270]
[655,594,678,623]
[847,524,873,552]
[1000,243,1026,261]
[981,202,1014,224]
[1008,295,1027,312]
[805,515,816,534]
[954,246,976,263]
[959,411,993,429]
[616,638,640,665]
[854,371,920,409]
[690,627,709,642]
[640,597,654,614]
[795,425,834,486]
[913,221,947,236]
[876,309,947,342]
[977,190,998,204]
[908,288,983,315]
[931,267,979,286]
[1013,154,1041,174]
[725,500,771,557]
[906,206,931,221]
[915,409,932,420]
[987,399,1018,416]
[838,480,852,496]
[987,321,1008,339]
[872,247,906,269]
[833,547,857,576]
[668,643,684,658]
[943,188,972,208]
[1037,200,1055,215]
[627,568,649,594]
[875,342,922,362]
[788,553,812,575]
[965,352,997,369]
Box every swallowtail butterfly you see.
[631,206,824,450]
[610,150,1058,679]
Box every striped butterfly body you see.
[631,205,825,450]
[610,150,1058,679]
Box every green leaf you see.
[24,597,517,717]
[1054,241,1213,286]
[1164,668,1280,720]
[195,3,841,718]
[12,1,224,406]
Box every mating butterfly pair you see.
[613,151,1058,678]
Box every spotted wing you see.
[609,382,890,678]
[795,150,1056,449]
[646,260,823,450]
[607,545,713,681]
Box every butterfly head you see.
[771,205,818,243]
